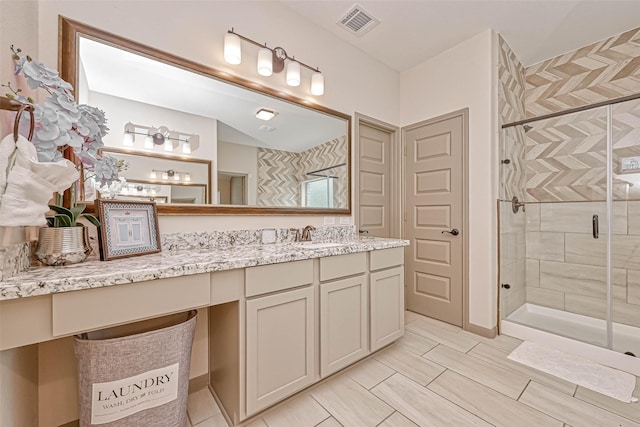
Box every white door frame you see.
[354,113,402,238]
[401,108,471,333]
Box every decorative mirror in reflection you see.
[94,148,212,204]
[61,18,351,215]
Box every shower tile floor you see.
[186,311,640,427]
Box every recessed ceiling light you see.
[256,109,277,121]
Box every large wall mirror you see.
[60,18,351,215]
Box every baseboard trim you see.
[465,322,497,338]
[189,373,209,393]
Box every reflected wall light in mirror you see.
[224,28,324,96]
[60,17,350,215]
[123,122,199,154]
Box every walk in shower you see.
[498,96,640,376]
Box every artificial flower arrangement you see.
[2,46,121,227]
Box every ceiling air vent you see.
[337,4,380,37]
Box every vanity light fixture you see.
[256,109,277,121]
[123,122,200,154]
[223,28,324,96]
[151,169,191,183]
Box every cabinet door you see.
[320,275,368,377]
[370,266,405,351]
[246,286,315,415]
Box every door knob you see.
[442,229,459,236]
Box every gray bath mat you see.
[508,341,638,403]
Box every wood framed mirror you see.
[60,17,351,215]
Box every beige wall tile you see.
[539,260,626,299]
[540,202,627,235]
[526,203,540,231]
[612,300,640,328]
[371,374,491,426]
[526,232,564,261]
[428,370,562,427]
[628,202,640,235]
[526,258,540,287]
[526,287,565,310]
[423,345,530,399]
[564,294,606,319]
[566,234,640,270]
[500,201,525,233]
[628,269,640,305]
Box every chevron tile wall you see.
[525,27,640,118]
[498,35,527,201]
[256,136,348,207]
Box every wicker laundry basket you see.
[74,310,197,426]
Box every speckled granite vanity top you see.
[0,231,408,300]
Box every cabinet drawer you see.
[320,252,366,282]
[370,247,404,271]
[245,259,313,297]
[52,274,210,336]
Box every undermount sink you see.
[294,242,344,249]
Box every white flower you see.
[8,47,120,187]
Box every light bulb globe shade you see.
[174,173,180,181]
[162,172,169,180]
[224,33,242,65]
[184,173,191,182]
[257,48,273,77]
[164,141,173,152]
[311,72,324,96]
[144,135,154,148]
[286,61,301,87]
[123,132,134,146]
[150,171,157,179]
[182,140,191,154]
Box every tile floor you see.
[186,311,640,427]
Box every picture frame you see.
[95,199,161,261]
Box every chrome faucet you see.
[301,225,316,242]
[289,228,301,242]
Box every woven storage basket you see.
[74,310,197,426]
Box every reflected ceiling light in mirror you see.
[256,109,277,121]
[223,32,242,65]
[223,29,324,95]
[122,122,199,154]
[153,169,191,183]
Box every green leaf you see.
[5,93,14,100]
[70,203,86,224]
[80,213,100,227]
[53,214,72,227]
[48,205,74,226]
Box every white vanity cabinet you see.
[319,253,368,377]
[370,248,405,351]
[244,260,315,416]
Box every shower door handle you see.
[592,214,599,239]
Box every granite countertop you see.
[0,237,408,301]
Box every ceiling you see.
[280,0,640,71]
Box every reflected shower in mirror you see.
[64,19,351,215]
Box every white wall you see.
[35,0,400,232]
[217,140,258,205]
[400,29,498,330]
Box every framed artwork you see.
[95,199,161,261]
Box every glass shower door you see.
[611,97,640,356]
